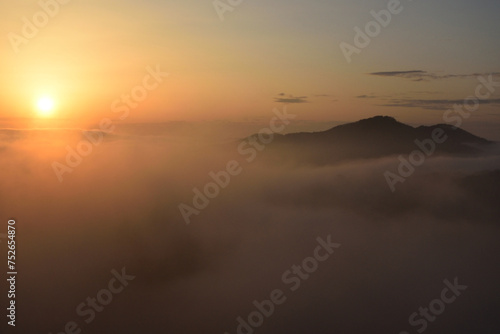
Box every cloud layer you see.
[0,124,499,334]
[370,70,500,82]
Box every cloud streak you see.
[379,98,500,111]
[274,93,308,104]
[370,70,500,82]
[356,95,379,99]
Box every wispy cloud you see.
[379,98,500,110]
[274,93,308,104]
[370,70,500,82]
[356,95,378,99]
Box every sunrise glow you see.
[36,97,55,117]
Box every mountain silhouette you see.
[266,116,494,165]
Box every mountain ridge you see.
[264,115,495,165]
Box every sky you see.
[1,2,500,333]
[1,0,500,135]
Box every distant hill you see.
[266,116,494,165]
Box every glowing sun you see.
[36,97,56,117]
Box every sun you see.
[36,97,56,117]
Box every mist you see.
[0,123,499,334]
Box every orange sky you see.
[1,0,499,132]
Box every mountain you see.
[266,116,495,165]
